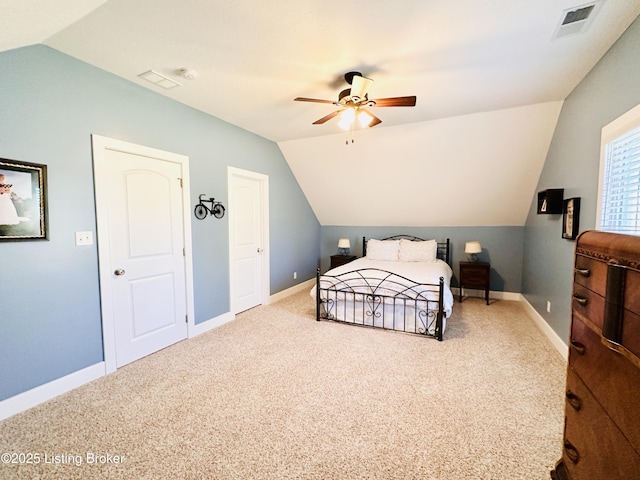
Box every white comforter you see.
[311,257,454,319]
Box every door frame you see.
[227,166,270,314]
[92,134,195,374]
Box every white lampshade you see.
[350,75,373,100]
[357,110,374,128]
[338,238,351,249]
[338,108,356,131]
[465,241,482,254]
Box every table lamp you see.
[338,238,351,256]
[465,241,482,262]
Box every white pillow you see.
[366,239,400,261]
[399,239,437,262]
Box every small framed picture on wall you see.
[562,197,580,240]
[0,158,48,241]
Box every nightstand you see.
[459,261,490,305]
[330,255,357,269]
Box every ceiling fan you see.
[294,71,416,130]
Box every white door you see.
[93,136,192,371]
[229,168,269,313]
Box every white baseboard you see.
[189,278,316,339]
[189,311,235,338]
[269,278,315,304]
[189,279,315,340]
[0,362,105,421]
[520,295,569,360]
[1,309,238,421]
[451,287,521,302]
[452,287,567,359]
[1,283,566,421]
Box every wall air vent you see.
[553,1,601,39]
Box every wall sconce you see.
[465,241,482,262]
[337,238,351,256]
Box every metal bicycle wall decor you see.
[194,194,225,220]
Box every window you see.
[598,103,640,235]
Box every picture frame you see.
[0,158,48,241]
[562,197,580,240]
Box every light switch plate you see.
[75,231,93,246]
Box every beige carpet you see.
[0,292,566,479]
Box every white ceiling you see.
[0,0,109,52]
[2,1,640,226]
[280,101,564,226]
[2,0,639,143]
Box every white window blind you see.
[599,104,640,236]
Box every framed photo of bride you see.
[0,158,48,241]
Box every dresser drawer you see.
[563,367,640,480]
[569,316,640,450]
[459,263,489,286]
[330,255,357,269]
[621,307,640,361]
[574,254,607,296]
[571,283,605,331]
[624,267,640,315]
[461,274,487,288]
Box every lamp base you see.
[338,248,351,256]
[467,253,479,262]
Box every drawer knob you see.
[574,267,591,277]
[566,390,581,411]
[564,440,580,464]
[572,294,588,306]
[570,341,585,355]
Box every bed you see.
[312,235,454,341]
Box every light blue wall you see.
[522,16,640,342]
[321,226,524,292]
[0,45,319,401]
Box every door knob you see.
[114,268,125,276]
[257,248,263,253]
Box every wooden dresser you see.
[551,231,640,480]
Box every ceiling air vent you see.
[553,1,601,39]
[562,5,595,25]
[138,70,181,89]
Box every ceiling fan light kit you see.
[294,71,417,132]
[338,108,355,130]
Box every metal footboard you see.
[316,268,445,341]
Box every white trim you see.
[91,135,195,373]
[453,288,567,359]
[520,295,569,360]
[269,278,315,304]
[0,363,105,421]
[189,311,235,338]
[227,167,270,314]
[452,287,522,302]
[0,288,568,420]
[596,102,640,230]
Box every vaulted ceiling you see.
[3,1,640,225]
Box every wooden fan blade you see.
[373,96,417,107]
[369,113,382,127]
[361,109,382,127]
[313,110,341,125]
[294,97,335,104]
